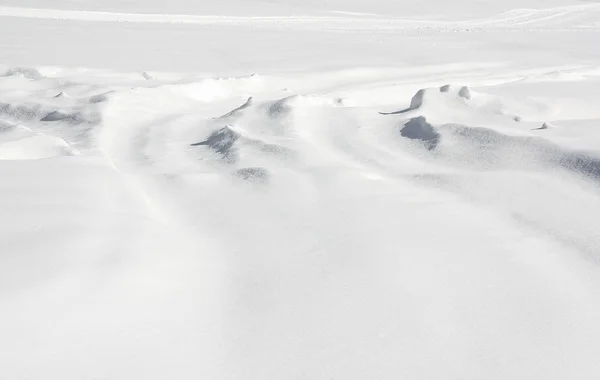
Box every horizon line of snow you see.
[0,5,599,29]
[0,6,404,23]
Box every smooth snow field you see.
[1,1,600,379]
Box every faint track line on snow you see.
[0,5,599,32]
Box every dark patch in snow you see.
[267,96,293,118]
[41,110,96,125]
[191,126,240,163]
[532,122,553,130]
[400,116,440,150]
[234,167,270,184]
[439,124,600,181]
[558,152,600,181]
[41,110,70,122]
[457,86,472,100]
[89,92,112,104]
[0,101,44,121]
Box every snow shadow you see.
[400,116,600,181]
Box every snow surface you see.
[1,1,600,379]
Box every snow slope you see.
[1,1,600,379]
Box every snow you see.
[1,1,600,379]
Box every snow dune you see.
[1,2,600,379]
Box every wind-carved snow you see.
[1,1,600,379]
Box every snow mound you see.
[533,122,556,130]
[264,95,344,119]
[1,102,96,126]
[0,134,79,160]
[381,85,472,115]
[0,101,44,121]
[53,91,71,98]
[89,92,112,104]
[381,84,522,123]
[41,110,71,121]
[190,126,239,162]
[40,110,89,124]
[190,124,293,165]
[214,94,342,123]
[217,97,254,119]
[1,67,43,80]
[400,119,600,181]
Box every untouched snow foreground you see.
[1,1,600,379]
